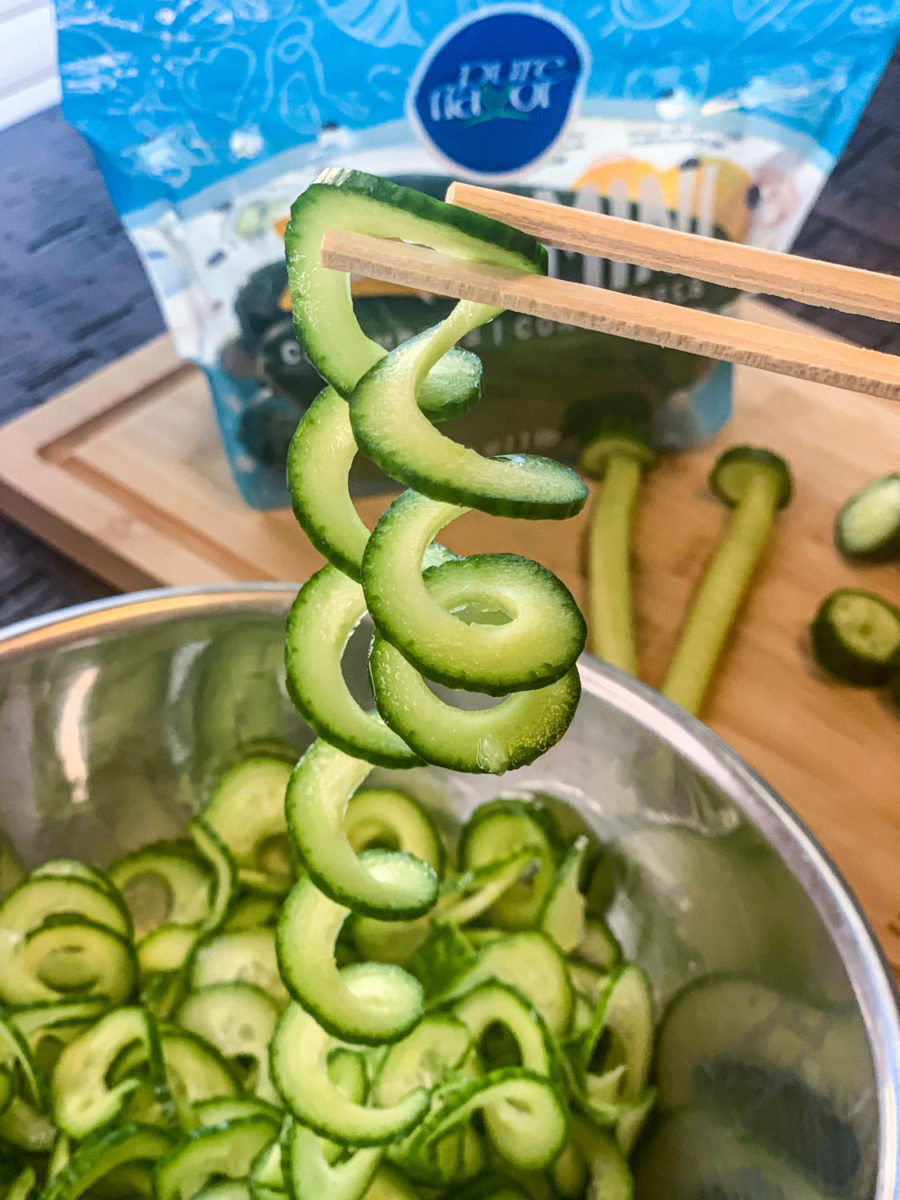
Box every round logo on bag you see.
[407,5,590,180]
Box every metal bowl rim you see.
[1,583,897,1193]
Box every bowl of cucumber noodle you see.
[0,171,897,1200]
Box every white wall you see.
[0,0,60,130]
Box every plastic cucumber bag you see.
[55,0,900,508]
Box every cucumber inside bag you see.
[54,0,900,507]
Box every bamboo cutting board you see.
[0,300,898,981]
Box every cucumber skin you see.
[811,589,900,686]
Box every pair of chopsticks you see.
[320,181,900,402]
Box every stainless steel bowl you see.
[0,585,897,1197]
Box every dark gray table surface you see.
[2,51,900,628]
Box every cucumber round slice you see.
[345,789,444,875]
[362,490,585,694]
[285,168,545,402]
[284,1121,382,1200]
[109,843,212,938]
[369,635,581,775]
[285,740,439,920]
[350,311,587,520]
[287,387,371,580]
[580,965,654,1103]
[177,984,280,1103]
[834,473,900,562]
[43,1124,173,1200]
[709,446,792,509]
[193,1097,282,1127]
[202,757,293,871]
[571,1118,632,1200]
[189,821,236,935]
[452,980,556,1078]
[276,873,424,1043]
[10,917,136,1006]
[270,1003,429,1145]
[155,1117,278,1200]
[811,587,900,685]
[284,566,421,768]
[408,1068,567,1172]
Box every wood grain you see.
[320,229,900,402]
[0,301,897,984]
[446,181,900,323]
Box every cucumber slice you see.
[374,1013,472,1109]
[539,837,589,954]
[408,1068,567,1172]
[835,473,900,562]
[0,875,130,943]
[571,1117,633,1200]
[137,924,198,975]
[444,932,573,1037]
[109,842,212,937]
[350,313,587,521]
[31,860,115,894]
[189,821,236,934]
[635,1109,831,1200]
[811,587,900,686]
[574,917,621,972]
[284,1122,382,1200]
[452,980,556,1078]
[580,965,654,1102]
[202,757,293,871]
[709,446,793,509]
[191,929,287,1002]
[270,1002,429,1145]
[284,566,421,768]
[655,976,871,1194]
[284,740,439,920]
[42,1125,173,1200]
[287,387,371,581]
[10,917,136,1006]
[52,1007,163,1138]
[285,168,545,401]
[369,636,580,775]
[0,1012,46,1110]
[177,984,280,1103]
[155,1117,278,1200]
[362,490,585,694]
[193,1097,282,1127]
[345,789,444,875]
[276,871,424,1043]
[459,799,561,929]
[158,1029,240,1110]
[0,1095,56,1152]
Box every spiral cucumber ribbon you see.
[273,177,587,1166]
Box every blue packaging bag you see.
[56,0,900,508]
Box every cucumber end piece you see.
[709,446,793,509]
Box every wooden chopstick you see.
[446,181,900,324]
[320,229,900,402]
